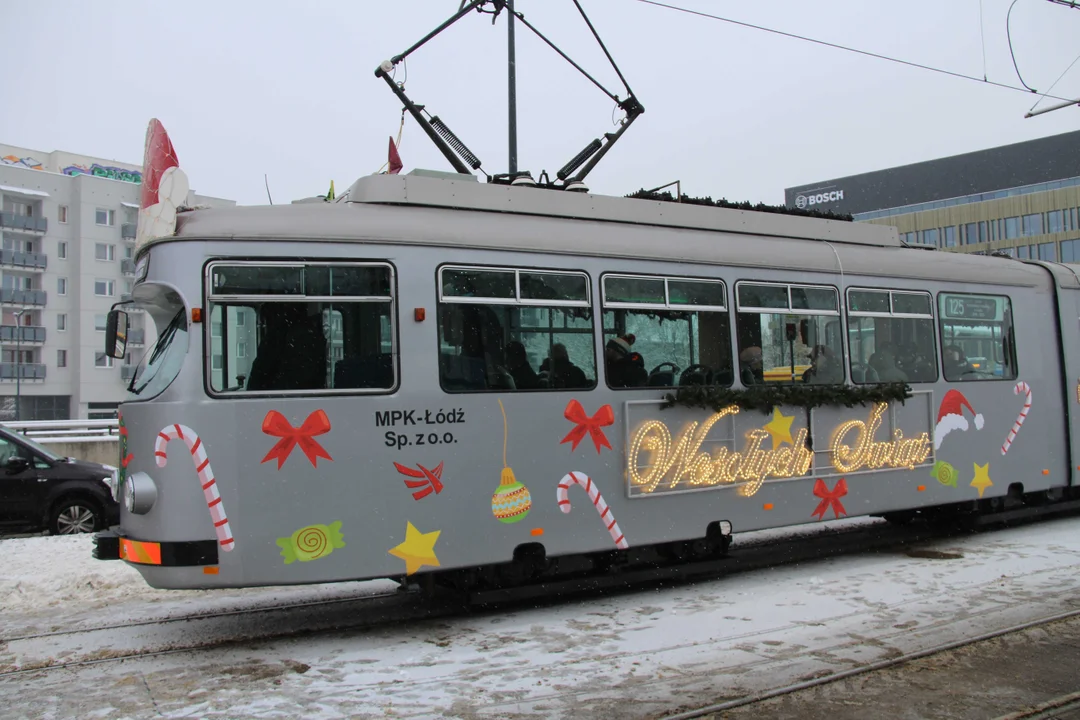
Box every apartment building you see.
[0,144,235,420]
[783,129,1080,261]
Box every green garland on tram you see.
[661,382,913,415]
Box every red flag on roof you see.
[388,136,403,175]
[140,119,180,210]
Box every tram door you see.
[1055,284,1080,487]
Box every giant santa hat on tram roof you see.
[933,389,985,450]
[135,118,189,250]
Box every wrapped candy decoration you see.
[277,521,346,564]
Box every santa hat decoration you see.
[933,389,985,450]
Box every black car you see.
[0,425,119,535]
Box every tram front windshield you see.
[128,306,189,398]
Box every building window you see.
[939,293,1017,381]
[1038,242,1056,261]
[1004,216,1020,239]
[57,277,67,296]
[95,314,107,331]
[1062,239,1080,263]
[919,228,939,246]
[735,281,843,385]
[94,352,113,368]
[57,313,66,331]
[1017,245,1030,259]
[58,205,68,224]
[846,289,937,384]
[962,222,988,245]
[1022,213,1043,237]
[207,262,398,394]
[95,208,115,226]
[57,349,67,368]
[57,241,67,259]
[94,279,114,297]
[1048,210,1064,234]
[94,243,115,261]
[436,266,595,392]
[601,275,731,389]
[943,226,957,247]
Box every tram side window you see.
[847,289,938,384]
[206,262,396,394]
[601,274,732,388]
[938,292,1018,382]
[735,282,843,385]
[437,266,595,392]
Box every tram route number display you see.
[377,408,465,450]
[943,296,998,320]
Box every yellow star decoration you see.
[763,407,795,450]
[388,521,441,575]
[970,462,994,498]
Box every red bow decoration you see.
[560,400,614,454]
[394,461,445,500]
[261,409,333,469]
[811,478,848,520]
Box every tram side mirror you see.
[105,310,128,359]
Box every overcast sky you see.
[2,1,1076,206]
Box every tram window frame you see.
[937,291,1018,382]
[735,280,844,385]
[846,287,938,385]
[600,273,733,390]
[436,264,597,393]
[203,260,399,397]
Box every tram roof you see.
[166,172,1061,289]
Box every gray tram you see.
[94,168,1080,591]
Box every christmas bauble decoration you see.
[491,466,532,524]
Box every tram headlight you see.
[124,471,158,515]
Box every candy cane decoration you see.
[556,471,628,549]
[1001,381,1032,456]
[155,424,234,551]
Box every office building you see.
[0,143,235,420]
[784,129,1080,261]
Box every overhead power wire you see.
[1007,0,1038,92]
[1029,48,1080,111]
[635,0,1075,103]
[979,0,988,81]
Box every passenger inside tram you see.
[802,345,844,384]
[739,346,764,385]
[539,343,590,389]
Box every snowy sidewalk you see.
[3,516,1080,719]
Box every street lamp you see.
[13,308,26,422]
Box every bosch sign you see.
[794,190,844,209]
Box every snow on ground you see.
[0,534,397,638]
[3,514,1080,719]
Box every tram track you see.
[659,607,1080,720]
[3,501,1078,681]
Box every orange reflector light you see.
[414,308,426,322]
[119,538,162,565]
[530,528,544,536]
[917,485,926,492]
[763,503,774,510]
[191,307,203,323]
[203,566,220,575]
[1043,469,1050,475]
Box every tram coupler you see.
[92,529,121,561]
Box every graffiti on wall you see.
[1,155,43,171]
[62,163,142,184]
